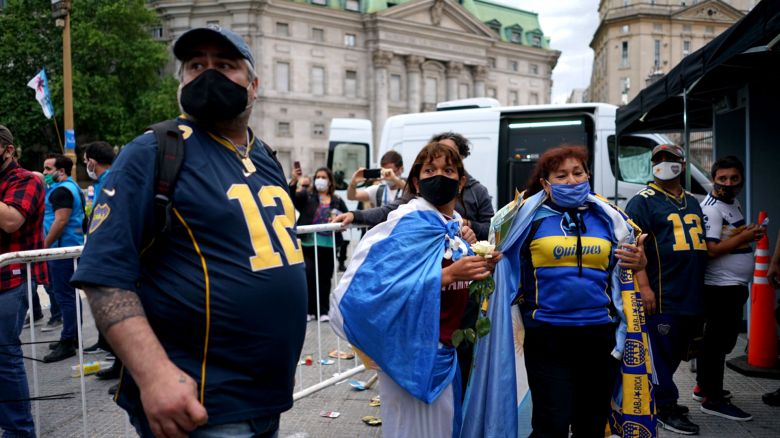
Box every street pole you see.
[63,12,76,178]
[54,0,77,179]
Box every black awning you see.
[616,0,780,134]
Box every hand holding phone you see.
[363,168,382,179]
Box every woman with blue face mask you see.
[509,145,649,437]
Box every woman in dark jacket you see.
[290,167,347,321]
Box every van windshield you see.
[328,142,369,190]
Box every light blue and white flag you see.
[329,197,470,407]
[27,68,55,119]
[462,191,654,437]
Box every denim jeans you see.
[0,283,35,437]
[47,259,81,341]
[130,412,279,438]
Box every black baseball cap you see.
[0,125,13,146]
[651,144,685,160]
[173,25,255,68]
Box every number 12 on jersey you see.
[667,213,706,251]
[228,184,304,271]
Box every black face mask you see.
[418,175,460,207]
[713,182,742,201]
[180,69,249,122]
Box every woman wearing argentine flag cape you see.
[329,141,499,437]
[461,145,657,438]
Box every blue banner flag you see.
[26,68,55,119]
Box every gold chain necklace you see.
[220,131,256,174]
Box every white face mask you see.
[653,161,683,181]
[314,177,329,192]
[86,161,98,180]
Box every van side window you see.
[608,135,708,195]
[607,135,655,184]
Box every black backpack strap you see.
[148,119,184,236]
[257,138,284,174]
[376,184,386,207]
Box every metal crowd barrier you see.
[0,223,367,437]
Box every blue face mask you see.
[547,180,590,208]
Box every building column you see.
[372,50,394,156]
[405,55,424,113]
[446,61,463,101]
[472,65,488,98]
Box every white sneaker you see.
[306,314,315,322]
[319,315,330,322]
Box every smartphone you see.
[363,168,382,179]
[293,161,301,170]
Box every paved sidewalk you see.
[11,291,780,437]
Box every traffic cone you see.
[748,211,777,368]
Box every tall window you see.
[345,0,360,12]
[312,28,324,42]
[653,40,661,68]
[683,40,691,56]
[277,121,291,137]
[389,74,401,101]
[311,66,325,95]
[276,22,289,36]
[487,88,497,98]
[510,30,522,43]
[345,70,357,98]
[488,57,496,68]
[509,90,519,106]
[529,92,539,105]
[529,64,539,75]
[510,60,519,72]
[531,35,542,48]
[620,77,630,105]
[275,62,290,92]
[621,41,629,67]
[344,33,356,47]
[424,78,438,103]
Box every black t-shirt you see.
[49,186,74,211]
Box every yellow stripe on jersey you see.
[530,235,612,270]
[173,208,211,405]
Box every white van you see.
[328,101,712,209]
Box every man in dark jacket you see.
[334,132,494,240]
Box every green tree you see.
[0,0,177,170]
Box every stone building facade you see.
[150,0,559,173]
[589,0,755,106]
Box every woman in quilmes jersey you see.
[515,145,648,437]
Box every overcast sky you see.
[491,0,601,103]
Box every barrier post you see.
[747,211,777,368]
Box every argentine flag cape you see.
[329,197,471,422]
[461,191,657,437]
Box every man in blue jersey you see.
[71,25,307,438]
[83,141,114,208]
[695,156,760,421]
[626,144,708,435]
[41,154,85,363]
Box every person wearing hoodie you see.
[333,132,494,240]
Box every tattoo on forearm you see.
[83,286,146,334]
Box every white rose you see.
[471,241,495,258]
